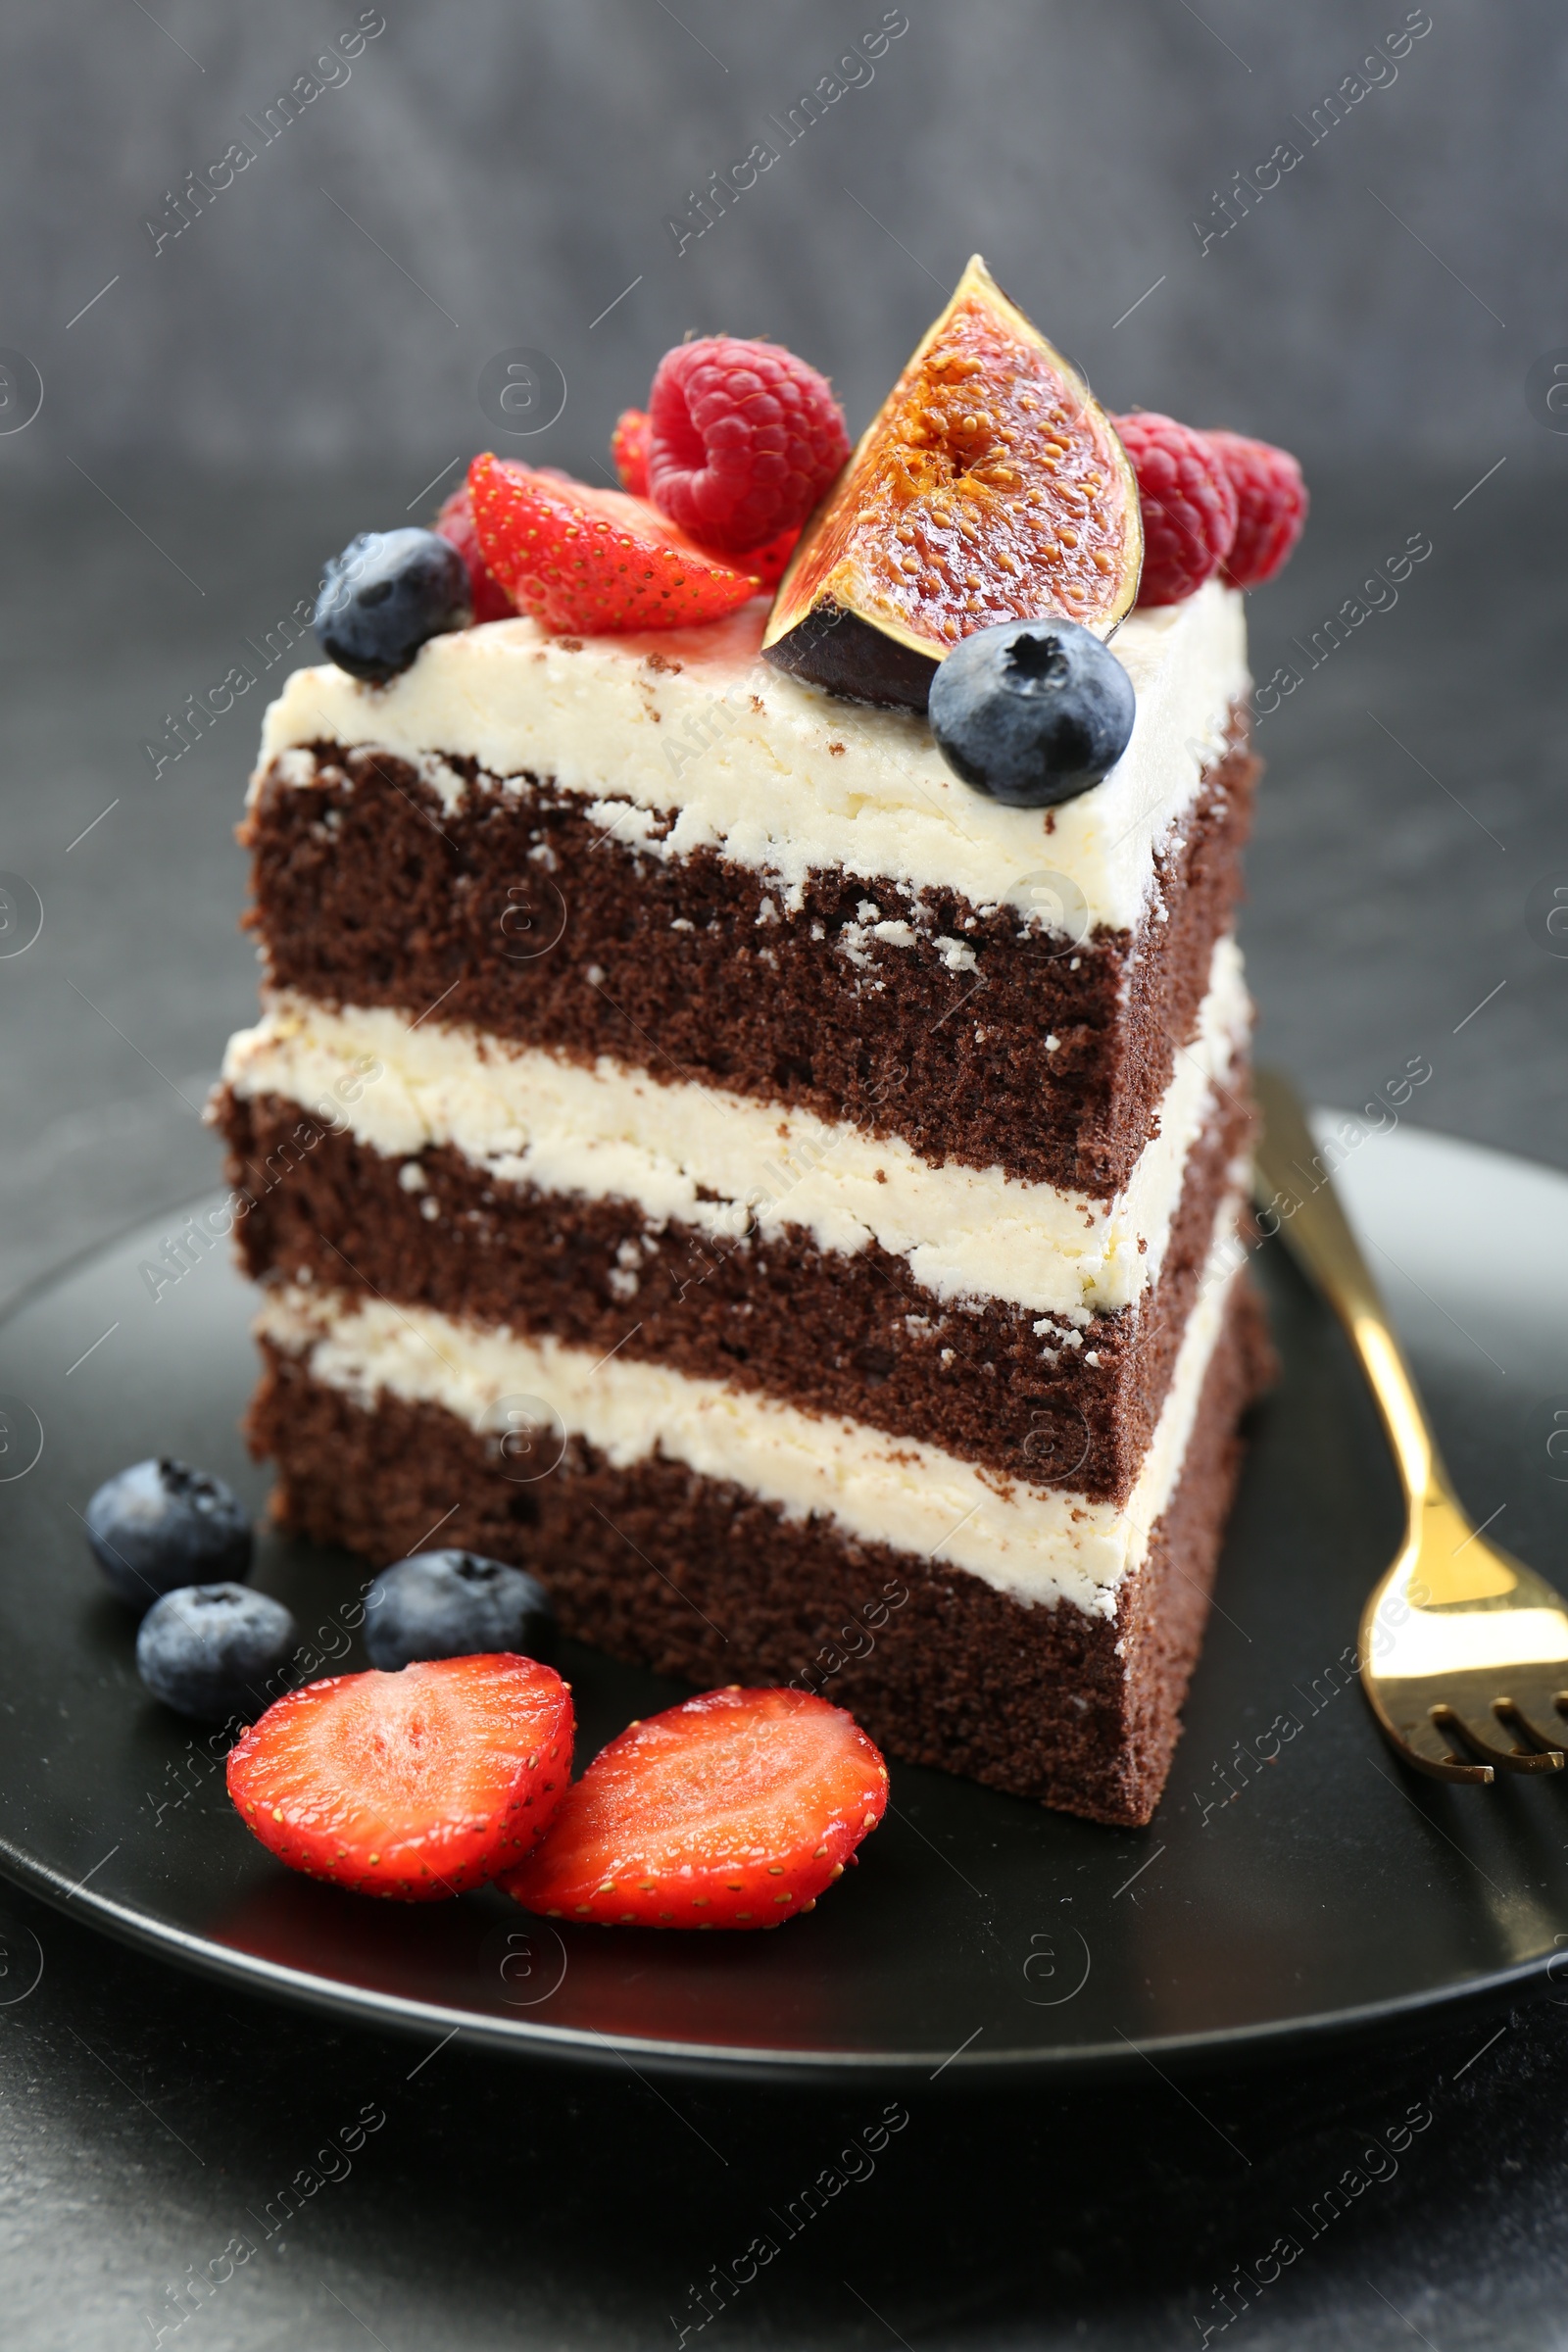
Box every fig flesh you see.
[762,256,1142,710]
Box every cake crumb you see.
[398,1162,428,1194]
[645,651,683,673]
[670,917,694,932]
[935,936,978,974]
[749,694,765,712]
[556,636,583,653]
[828,741,846,758]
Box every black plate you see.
[2,1126,1566,2081]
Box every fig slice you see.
[761,255,1143,710]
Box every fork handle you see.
[1252,1068,1442,1508]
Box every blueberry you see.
[315,528,472,685]
[84,1458,253,1615]
[363,1549,557,1671]
[928,617,1137,808]
[136,1583,299,1723]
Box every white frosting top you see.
[255,582,1249,932]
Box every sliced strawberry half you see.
[743,525,802,589]
[434,482,516,622]
[468,454,761,635]
[227,1654,573,1901]
[611,407,651,498]
[503,1686,888,1930]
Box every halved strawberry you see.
[433,482,516,622]
[503,1686,887,1930]
[745,525,802,589]
[467,454,761,635]
[226,1654,572,1901]
[611,407,650,497]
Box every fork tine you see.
[1436,1705,1563,1775]
[1493,1700,1568,1765]
[1382,1707,1494,1785]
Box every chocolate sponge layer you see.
[242,713,1255,1197]
[216,1077,1250,1504]
[247,1275,1273,1826]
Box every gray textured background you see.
[0,0,1555,481]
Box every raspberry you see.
[1203,429,1307,588]
[434,483,515,622]
[611,408,650,497]
[646,336,850,555]
[616,405,799,583]
[467,454,760,635]
[1113,411,1239,608]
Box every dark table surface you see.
[2,466,1566,2349]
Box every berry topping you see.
[84,1458,252,1614]
[227,1654,573,1901]
[364,1549,557,1673]
[1203,428,1308,588]
[434,485,515,623]
[743,525,802,589]
[315,527,472,684]
[504,1686,887,1931]
[618,406,800,583]
[929,617,1136,808]
[645,337,850,555]
[611,407,651,498]
[137,1583,298,1724]
[468,454,760,634]
[763,257,1142,710]
[1111,412,1239,608]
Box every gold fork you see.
[1253,1067,1568,1785]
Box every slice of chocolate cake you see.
[214,267,1302,1826]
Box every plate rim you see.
[0,1826,1556,2086]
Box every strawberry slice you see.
[503,1686,887,1930]
[226,1654,572,1901]
[611,407,650,497]
[744,525,802,589]
[467,453,760,635]
[433,482,516,622]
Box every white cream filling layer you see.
[256,1196,1247,1620]
[255,582,1249,934]
[223,937,1249,1323]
